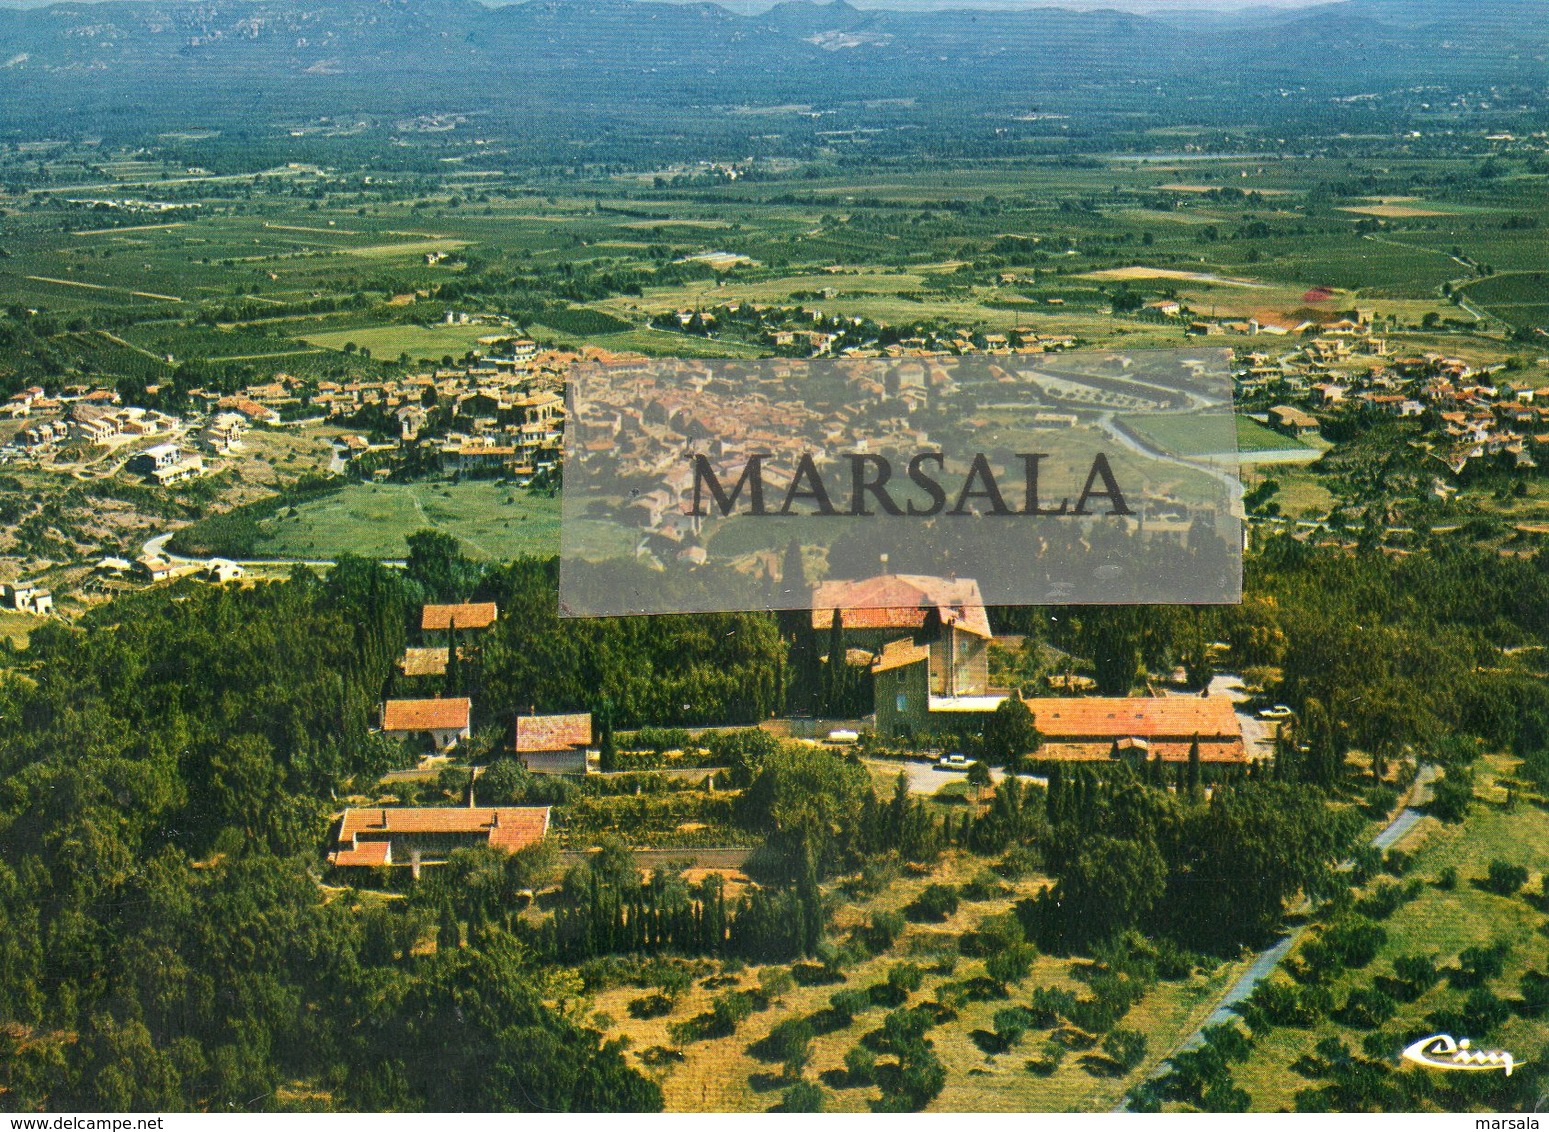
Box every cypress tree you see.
[823,608,844,715]
[1047,763,1064,824]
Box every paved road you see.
[141,528,343,571]
[865,756,1043,796]
[1118,763,1438,1109]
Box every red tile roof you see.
[330,838,391,867]
[1022,696,1241,741]
[421,602,499,631]
[811,574,992,638]
[514,712,593,753]
[382,697,471,732]
[329,806,550,866]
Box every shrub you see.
[854,910,907,955]
[759,966,795,1000]
[1025,1039,1065,1077]
[1362,785,1398,820]
[1483,859,1529,897]
[830,988,873,1024]
[710,989,756,1034]
[996,845,1041,880]
[780,1080,825,1112]
[1339,986,1398,1029]
[1200,1081,1251,1112]
[1383,848,1413,877]
[1453,943,1509,989]
[1355,879,1419,921]
[1025,986,1076,1028]
[991,1006,1035,1050]
[755,1017,814,1067]
[1460,986,1511,1037]
[962,869,1011,901]
[1350,844,1383,885]
[848,857,901,898]
[886,963,926,996]
[960,912,1024,958]
[906,884,960,923]
[1102,1028,1148,1072]
[1429,772,1473,823]
[627,993,674,1019]
[1436,865,1459,890]
[1064,996,1119,1034]
[1201,1023,1253,1064]
[1519,970,1549,1017]
[843,1045,876,1084]
[1306,916,1387,975]
[1389,954,1439,1001]
[985,943,1037,989]
[1239,978,1321,1032]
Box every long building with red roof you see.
[328,806,550,876]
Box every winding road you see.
[141,529,340,570]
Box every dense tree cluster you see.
[0,563,660,1111]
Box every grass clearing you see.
[253,479,564,561]
[301,322,510,360]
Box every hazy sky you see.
[0,0,1340,8]
[635,0,1336,10]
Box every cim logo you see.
[1402,1034,1522,1076]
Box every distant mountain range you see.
[0,0,1541,142]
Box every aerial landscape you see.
[0,0,1546,1114]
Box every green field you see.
[1461,271,1549,330]
[301,322,511,361]
[1120,414,1309,458]
[252,480,564,561]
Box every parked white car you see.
[1258,705,1295,721]
[936,752,971,770]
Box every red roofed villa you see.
[809,574,993,734]
[382,696,472,752]
[329,805,550,877]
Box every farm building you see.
[421,602,499,633]
[1022,695,1248,765]
[513,711,597,774]
[398,646,451,678]
[1267,405,1321,438]
[1,581,52,615]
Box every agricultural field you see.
[1459,272,1549,331]
[593,849,1249,1113]
[300,322,508,362]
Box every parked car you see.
[936,752,971,770]
[1258,705,1294,721]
